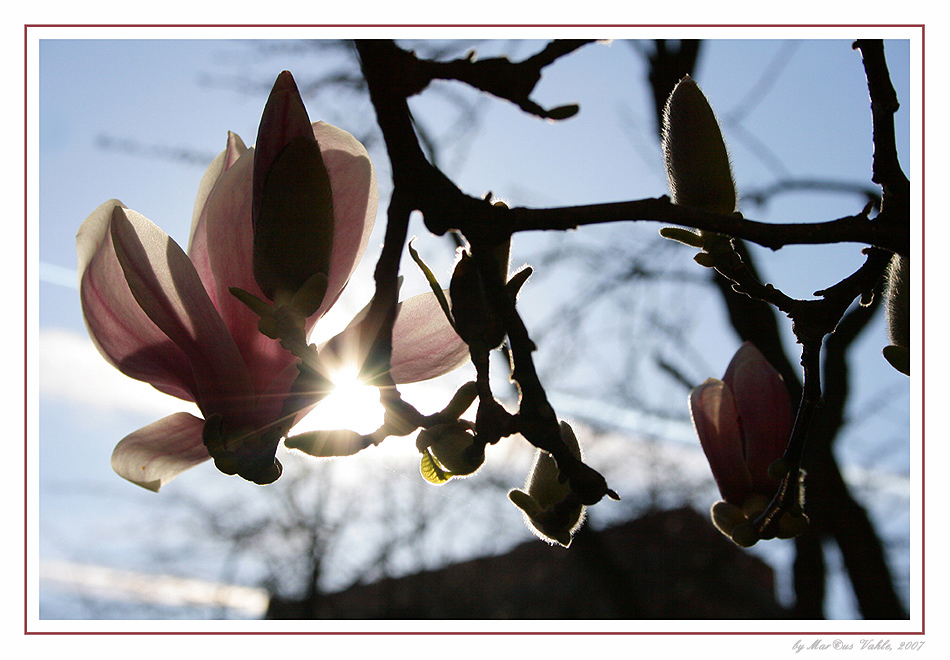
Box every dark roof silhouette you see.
[267,506,788,619]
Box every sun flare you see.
[293,365,384,436]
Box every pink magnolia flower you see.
[689,341,794,513]
[77,72,468,491]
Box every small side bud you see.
[767,457,791,480]
[285,429,373,458]
[202,414,282,485]
[739,493,770,519]
[439,381,479,419]
[545,103,580,120]
[710,500,747,537]
[776,512,810,539]
[659,226,706,248]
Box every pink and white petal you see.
[109,206,257,420]
[193,145,259,307]
[194,151,300,388]
[188,131,248,299]
[313,277,404,376]
[312,121,378,319]
[390,291,469,384]
[78,200,198,401]
[689,379,753,505]
[316,286,466,385]
[111,412,210,491]
[725,343,794,492]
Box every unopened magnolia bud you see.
[527,421,582,507]
[885,254,910,346]
[508,490,584,547]
[662,75,737,215]
[883,254,910,376]
[508,421,586,547]
[450,250,505,349]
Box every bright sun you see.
[292,365,385,436]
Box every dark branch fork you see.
[351,38,907,520]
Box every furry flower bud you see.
[508,421,586,547]
[883,254,910,375]
[662,75,737,215]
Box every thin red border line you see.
[918,23,925,636]
[21,23,926,637]
[23,23,926,28]
[23,24,925,636]
[23,22,29,638]
[22,630,927,636]
[21,22,926,637]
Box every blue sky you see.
[29,28,918,630]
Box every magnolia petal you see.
[77,200,198,402]
[689,378,753,505]
[194,147,259,311]
[312,121,378,319]
[723,342,794,494]
[390,291,470,383]
[111,412,210,491]
[109,205,257,421]
[192,150,301,389]
[189,131,248,302]
[316,283,468,385]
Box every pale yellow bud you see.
[417,422,484,477]
[417,422,484,484]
